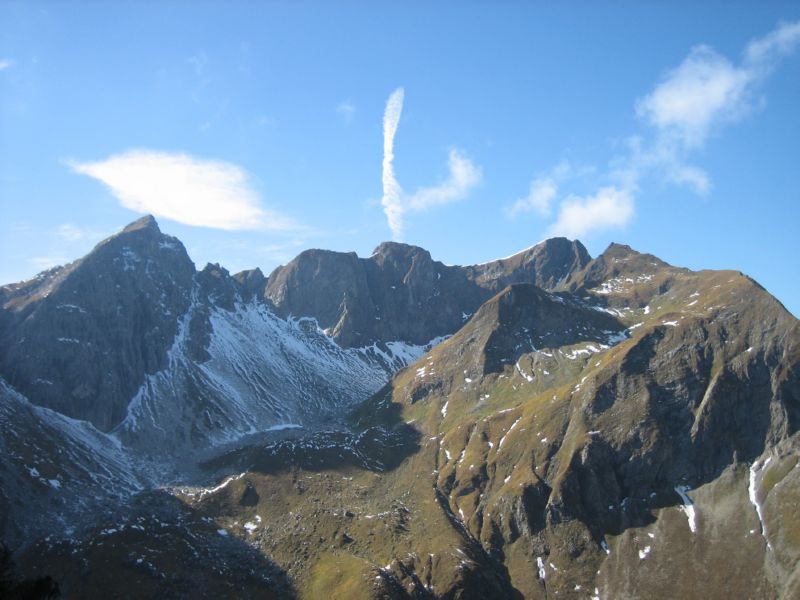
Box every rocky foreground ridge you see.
[0,216,797,599]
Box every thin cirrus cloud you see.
[504,161,571,218]
[513,20,800,240]
[69,150,303,232]
[28,255,70,271]
[55,223,106,243]
[381,87,481,240]
[0,58,13,71]
[637,20,800,149]
[505,178,558,218]
[407,149,482,212]
[635,46,752,150]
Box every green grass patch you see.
[305,552,374,600]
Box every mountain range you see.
[1,215,797,599]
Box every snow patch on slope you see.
[674,485,697,533]
[748,456,773,551]
[359,335,449,372]
[115,297,397,459]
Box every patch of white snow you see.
[674,485,697,533]
[748,457,773,551]
[536,557,546,580]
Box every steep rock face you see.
[232,267,267,303]
[357,242,488,348]
[466,237,591,292]
[265,249,372,345]
[558,241,672,295]
[264,238,590,347]
[459,284,624,376]
[0,216,195,431]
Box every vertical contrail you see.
[382,87,405,239]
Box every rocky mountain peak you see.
[232,268,267,302]
[370,241,432,264]
[467,237,591,293]
[0,215,196,431]
[444,282,624,376]
[603,241,635,255]
[120,213,160,234]
[560,240,673,294]
[368,242,437,288]
[597,241,667,267]
[233,267,265,285]
[525,237,591,286]
[86,214,190,278]
[535,236,590,260]
[202,262,229,278]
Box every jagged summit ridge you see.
[265,234,592,347]
[121,213,160,233]
[0,215,594,433]
[370,240,430,258]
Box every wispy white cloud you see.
[613,135,712,197]
[745,20,800,64]
[187,52,208,78]
[547,186,634,239]
[636,46,750,149]
[637,20,800,150]
[629,20,800,196]
[506,177,557,218]
[253,114,275,128]
[336,100,356,123]
[668,163,711,196]
[186,52,213,104]
[407,149,482,211]
[505,161,570,218]
[380,88,481,239]
[0,58,13,71]
[512,20,800,240]
[203,238,308,272]
[69,150,303,232]
[56,223,94,243]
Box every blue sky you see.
[1,2,799,316]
